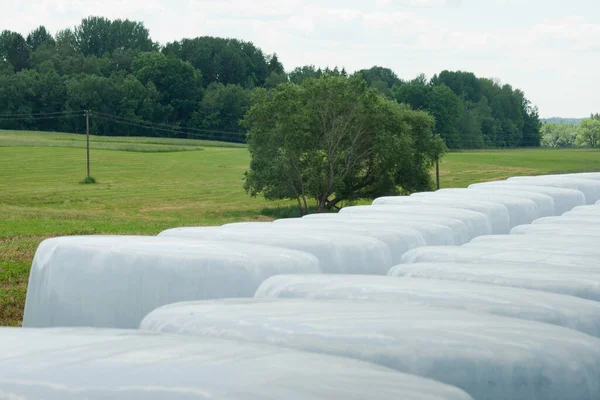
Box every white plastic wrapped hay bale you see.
[511,224,600,236]
[372,196,511,234]
[507,176,600,204]
[300,213,458,245]
[463,236,600,258]
[470,234,600,248]
[536,172,600,181]
[22,236,320,329]
[0,328,473,400]
[533,215,600,227]
[140,299,600,400]
[597,200,600,205]
[399,246,598,271]
[267,219,424,263]
[339,205,491,242]
[388,262,600,302]
[563,205,600,217]
[410,190,539,227]
[436,187,555,217]
[159,225,393,274]
[468,182,586,214]
[221,221,394,270]
[254,274,600,337]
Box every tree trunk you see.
[301,194,308,216]
[316,195,328,213]
[325,197,342,211]
[296,196,305,216]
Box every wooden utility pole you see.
[86,110,90,179]
[435,158,440,190]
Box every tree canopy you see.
[576,118,600,148]
[243,74,445,214]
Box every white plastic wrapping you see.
[410,190,539,227]
[23,236,320,329]
[266,219,423,263]
[300,213,458,245]
[255,274,600,337]
[437,188,555,217]
[597,200,600,205]
[140,299,600,400]
[221,222,394,269]
[507,176,600,204]
[339,205,492,242]
[563,208,600,218]
[468,182,586,214]
[469,234,600,253]
[400,246,598,271]
[472,233,600,245]
[0,328,473,400]
[510,224,600,236]
[159,225,393,274]
[535,172,600,181]
[372,197,511,234]
[569,204,600,212]
[388,262,600,302]
[533,215,600,227]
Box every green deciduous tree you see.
[267,53,284,75]
[576,118,600,148]
[163,37,269,88]
[394,78,463,148]
[74,16,153,57]
[288,65,323,84]
[132,52,203,125]
[264,71,288,89]
[190,83,251,139]
[26,26,55,50]
[0,30,31,72]
[541,122,578,148]
[243,74,445,214]
[355,66,402,93]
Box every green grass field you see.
[2,129,600,326]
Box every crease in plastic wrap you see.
[389,261,600,302]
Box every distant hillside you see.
[542,118,583,125]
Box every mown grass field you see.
[2,129,600,326]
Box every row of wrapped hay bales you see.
[9,172,600,400]
[139,299,600,400]
[253,274,600,337]
[0,328,473,400]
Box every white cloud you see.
[528,16,600,51]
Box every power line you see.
[0,110,82,117]
[92,113,246,142]
[0,114,81,121]
[92,111,246,137]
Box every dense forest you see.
[0,17,541,148]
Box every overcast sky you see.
[2,0,599,118]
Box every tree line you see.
[541,114,600,148]
[0,16,541,148]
